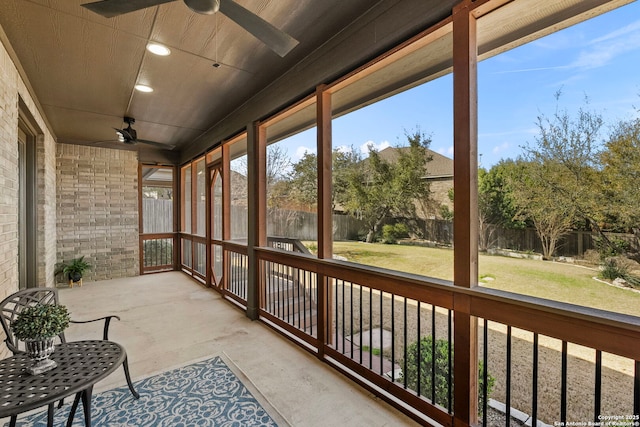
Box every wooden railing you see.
[140,233,175,273]
[253,246,640,426]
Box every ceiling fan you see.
[111,117,175,150]
[81,0,299,57]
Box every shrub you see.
[143,239,173,266]
[400,336,494,412]
[382,223,409,244]
[599,257,640,288]
[594,236,630,260]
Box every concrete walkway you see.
[59,272,418,426]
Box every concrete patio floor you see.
[59,272,418,426]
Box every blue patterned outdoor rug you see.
[11,356,282,426]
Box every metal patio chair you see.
[0,287,139,421]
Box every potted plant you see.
[55,256,92,285]
[12,303,70,374]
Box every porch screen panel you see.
[229,138,248,242]
[195,159,206,236]
[263,99,318,256]
[182,165,192,233]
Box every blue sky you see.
[277,1,640,169]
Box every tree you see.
[511,95,604,258]
[342,130,433,242]
[286,148,361,211]
[478,161,526,251]
[600,116,640,231]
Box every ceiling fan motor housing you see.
[184,0,221,15]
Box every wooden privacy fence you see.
[143,198,639,257]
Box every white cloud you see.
[360,140,390,154]
[334,145,351,154]
[436,146,454,157]
[492,142,510,154]
[293,145,316,161]
[571,20,640,69]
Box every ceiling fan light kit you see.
[109,117,175,150]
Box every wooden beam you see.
[246,122,267,320]
[452,1,479,425]
[317,85,333,352]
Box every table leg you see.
[123,356,140,399]
[9,415,16,427]
[47,402,54,426]
[81,386,94,427]
[66,392,82,427]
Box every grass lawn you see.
[332,241,640,317]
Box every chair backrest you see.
[0,287,66,355]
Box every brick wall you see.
[0,38,20,341]
[0,37,57,358]
[56,144,139,281]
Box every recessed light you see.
[147,43,171,56]
[135,84,153,93]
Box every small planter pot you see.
[24,338,57,375]
[69,272,82,283]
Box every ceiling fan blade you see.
[82,0,176,18]
[136,139,176,150]
[219,0,299,57]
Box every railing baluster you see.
[533,333,538,427]
[369,289,373,370]
[561,341,568,425]
[448,309,452,414]
[507,325,512,427]
[391,294,395,382]
[483,318,488,424]
[431,305,436,403]
[359,284,363,365]
[380,291,384,375]
[634,360,640,417]
[350,281,354,360]
[595,350,602,423]
[342,279,346,355]
[403,297,408,390]
[417,301,421,397]
[335,277,339,349]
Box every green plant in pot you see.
[55,256,92,285]
[12,303,70,374]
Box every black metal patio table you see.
[0,340,139,427]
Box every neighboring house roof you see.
[376,147,453,178]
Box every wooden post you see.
[222,146,231,291]
[317,85,333,352]
[453,1,479,425]
[246,122,266,320]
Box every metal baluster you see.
[595,350,602,423]
[483,318,488,424]
[506,325,512,427]
[532,333,538,427]
[359,284,363,365]
[417,301,421,397]
[561,341,568,425]
[403,298,408,389]
[380,291,384,375]
[350,281,354,359]
[448,310,452,413]
[634,361,639,417]
[431,305,436,403]
[391,294,395,382]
